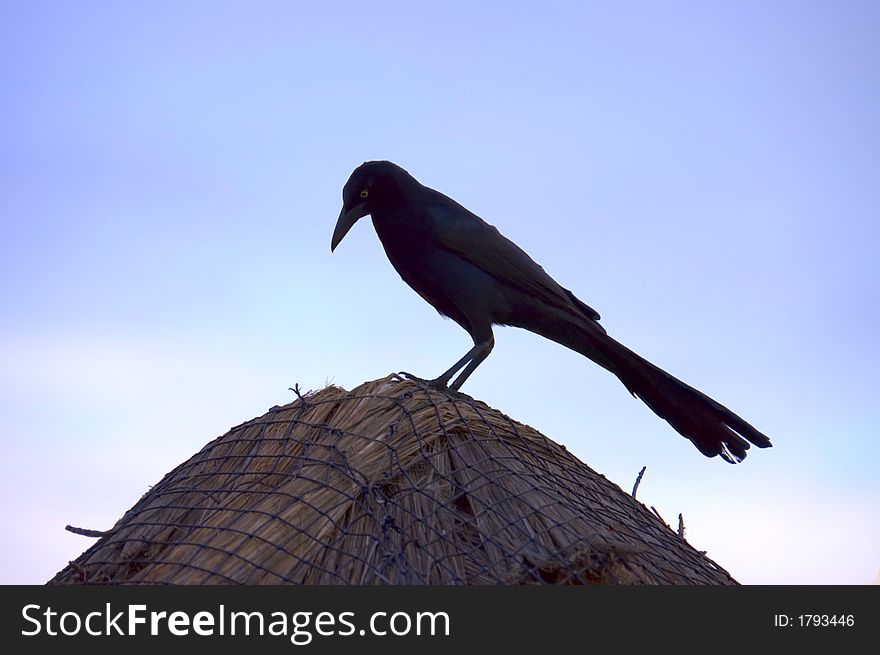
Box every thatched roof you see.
[50,374,736,585]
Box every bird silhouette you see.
[332,161,772,463]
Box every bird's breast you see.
[370,217,448,291]
[369,214,512,329]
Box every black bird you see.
[331,161,772,463]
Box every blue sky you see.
[1,1,878,584]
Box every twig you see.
[65,525,108,538]
[289,383,310,407]
[631,466,647,498]
[678,513,686,540]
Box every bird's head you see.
[331,160,414,251]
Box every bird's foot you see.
[425,377,453,391]
[397,371,433,386]
[397,371,452,392]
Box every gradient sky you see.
[1,1,878,584]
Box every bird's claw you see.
[425,377,452,391]
[397,371,452,392]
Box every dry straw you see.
[50,374,736,585]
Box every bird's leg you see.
[427,335,494,391]
[427,346,480,389]
[448,336,494,390]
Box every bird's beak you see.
[331,204,369,252]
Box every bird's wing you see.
[424,194,602,323]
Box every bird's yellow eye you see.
[360,190,369,198]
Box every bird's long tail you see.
[535,318,772,462]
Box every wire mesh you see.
[49,374,737,585]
